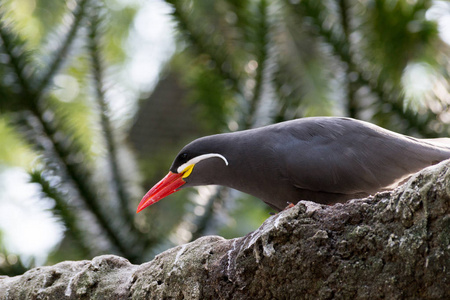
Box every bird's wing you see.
[281,118,450,195]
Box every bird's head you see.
[136,138,229,213]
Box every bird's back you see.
[246,117,450,209]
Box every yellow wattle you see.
[182,164,195,178]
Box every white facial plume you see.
[177,153,229,174]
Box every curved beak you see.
[136,171,186,213]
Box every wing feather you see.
[280,118,450,194]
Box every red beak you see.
[136,171,186,213]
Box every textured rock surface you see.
[1,160,449,299]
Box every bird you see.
[136,117,450,212]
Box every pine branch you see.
[245,0,270,128]
[87,5,135,229]
[36,0,90,96]
[164,0,240,92]
[0,11,35,100]
[287,0,351,61]
[364,79,438,137]
[0,12,136,259]
[0,73,19,112]
[272,73,298,123]
[338,0,358,118]
[87,6,153,250]
[286,0,437,136]
[24,103,135,259]
[29,169,91,257]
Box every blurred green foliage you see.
[1,0,450,276]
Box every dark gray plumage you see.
[168,117,450,211]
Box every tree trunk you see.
[1,160,449,299]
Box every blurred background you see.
[1,0,449,275]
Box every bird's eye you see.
[180,153,188,160]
